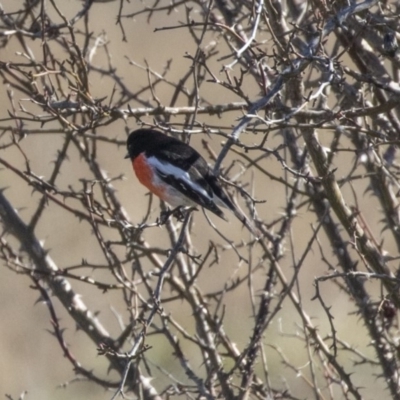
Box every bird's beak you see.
[124,153,130,159]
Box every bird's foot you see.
[157,206,196,225]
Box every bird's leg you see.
[172,206,198,222]
[157,206,197,225]
[157,207,175,225]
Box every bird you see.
[125,128,260,237]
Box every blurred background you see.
[0,0,399,399]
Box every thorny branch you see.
[1,0,400,399]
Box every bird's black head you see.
[125,129,171,160]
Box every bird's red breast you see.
[132,153,167,200]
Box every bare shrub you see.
[1,1,400,399]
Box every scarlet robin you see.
[126,128,259,237]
